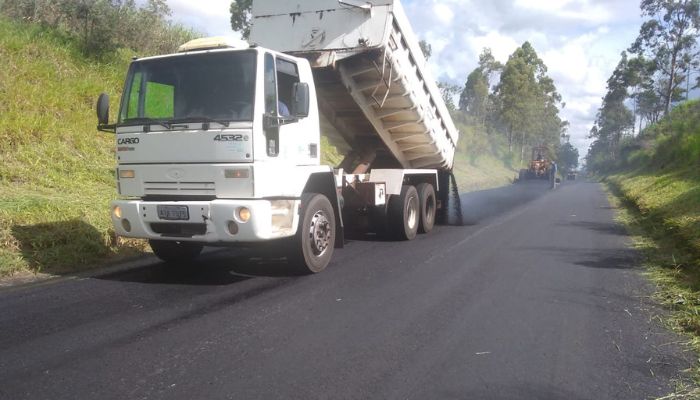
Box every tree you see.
[229,0,253,40]
[588,53,635,162]
[493,42,564,158]
[459,68,489,121]
[629,0,700,114]
[626,55,660,132]
[459,48,503,124]
[438,82,461,112]
[419,40,432,60]
[477,48,503,82]
[0,0,197,56]
[558,142,579,172]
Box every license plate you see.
[157,205,189,221]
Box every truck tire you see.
[149,240,203,264]
[388,185,419,240]
[289,193,336,274]
[416,183,436,234]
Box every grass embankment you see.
[452,147,516,193]
[0,19,143,278]
[451,122,517,192]
[602,100,700,388]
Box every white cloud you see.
[433,3,454,24]
[400,0,642,157]
[514,0,611,24]
[466,32,520,64]
[167,0,245,45]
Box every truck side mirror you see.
[97,93,110,125]
[96,93,116,133]
[291,83,310,119]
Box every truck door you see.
[263,52,280,157]
[263,53,312,164]
[275,57,305,163]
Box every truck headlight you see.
[271,200,295,236]
[113,206,122,219]
[237,207,251,223]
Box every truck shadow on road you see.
[523,246,639,270]
[11,219,113,276]
[560,220,628,236]
[98,249,307,286]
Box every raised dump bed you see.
[250,0,459,171]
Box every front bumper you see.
[111,199,300,243]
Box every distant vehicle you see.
[519,145,558,188]
[96,0,459,274]
[566,171,577,180]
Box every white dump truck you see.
[96,0,459,273]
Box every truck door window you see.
[275,58,299,117]
[121,70,175,120]
[264,53,279,156]
[123,72,143,121]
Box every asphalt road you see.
[0,180,692,400]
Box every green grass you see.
[0,18,145,277]
[606,182,700,397]
[452,148,517,192]
[450,121,518,192]
[600,100,700,392]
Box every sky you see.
[165,0,649,158]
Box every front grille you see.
[150,223,207,237]
[144,181,216,195]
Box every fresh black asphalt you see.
[0,181,692,399]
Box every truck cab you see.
[98,39,343,272]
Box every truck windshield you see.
[118,51,256,125]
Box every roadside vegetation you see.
[0,1,198,278]
[586,0,700,390]
[602,100,700,394]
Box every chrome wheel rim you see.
[309,210,332,256]
[406,196,418,230]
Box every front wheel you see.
[149,240,203,264]
[288,193,336,274]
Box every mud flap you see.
[436,170,464,226]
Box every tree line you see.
[440,44,574,171]
[0,0,199,56]
[587,0,699,170]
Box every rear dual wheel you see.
[388,185,419,240]
[388,184,436,240]
[416,183,436,234]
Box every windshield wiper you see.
[121,117,171,130]
[169,116,231,128]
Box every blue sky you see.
[167,0,649,156]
